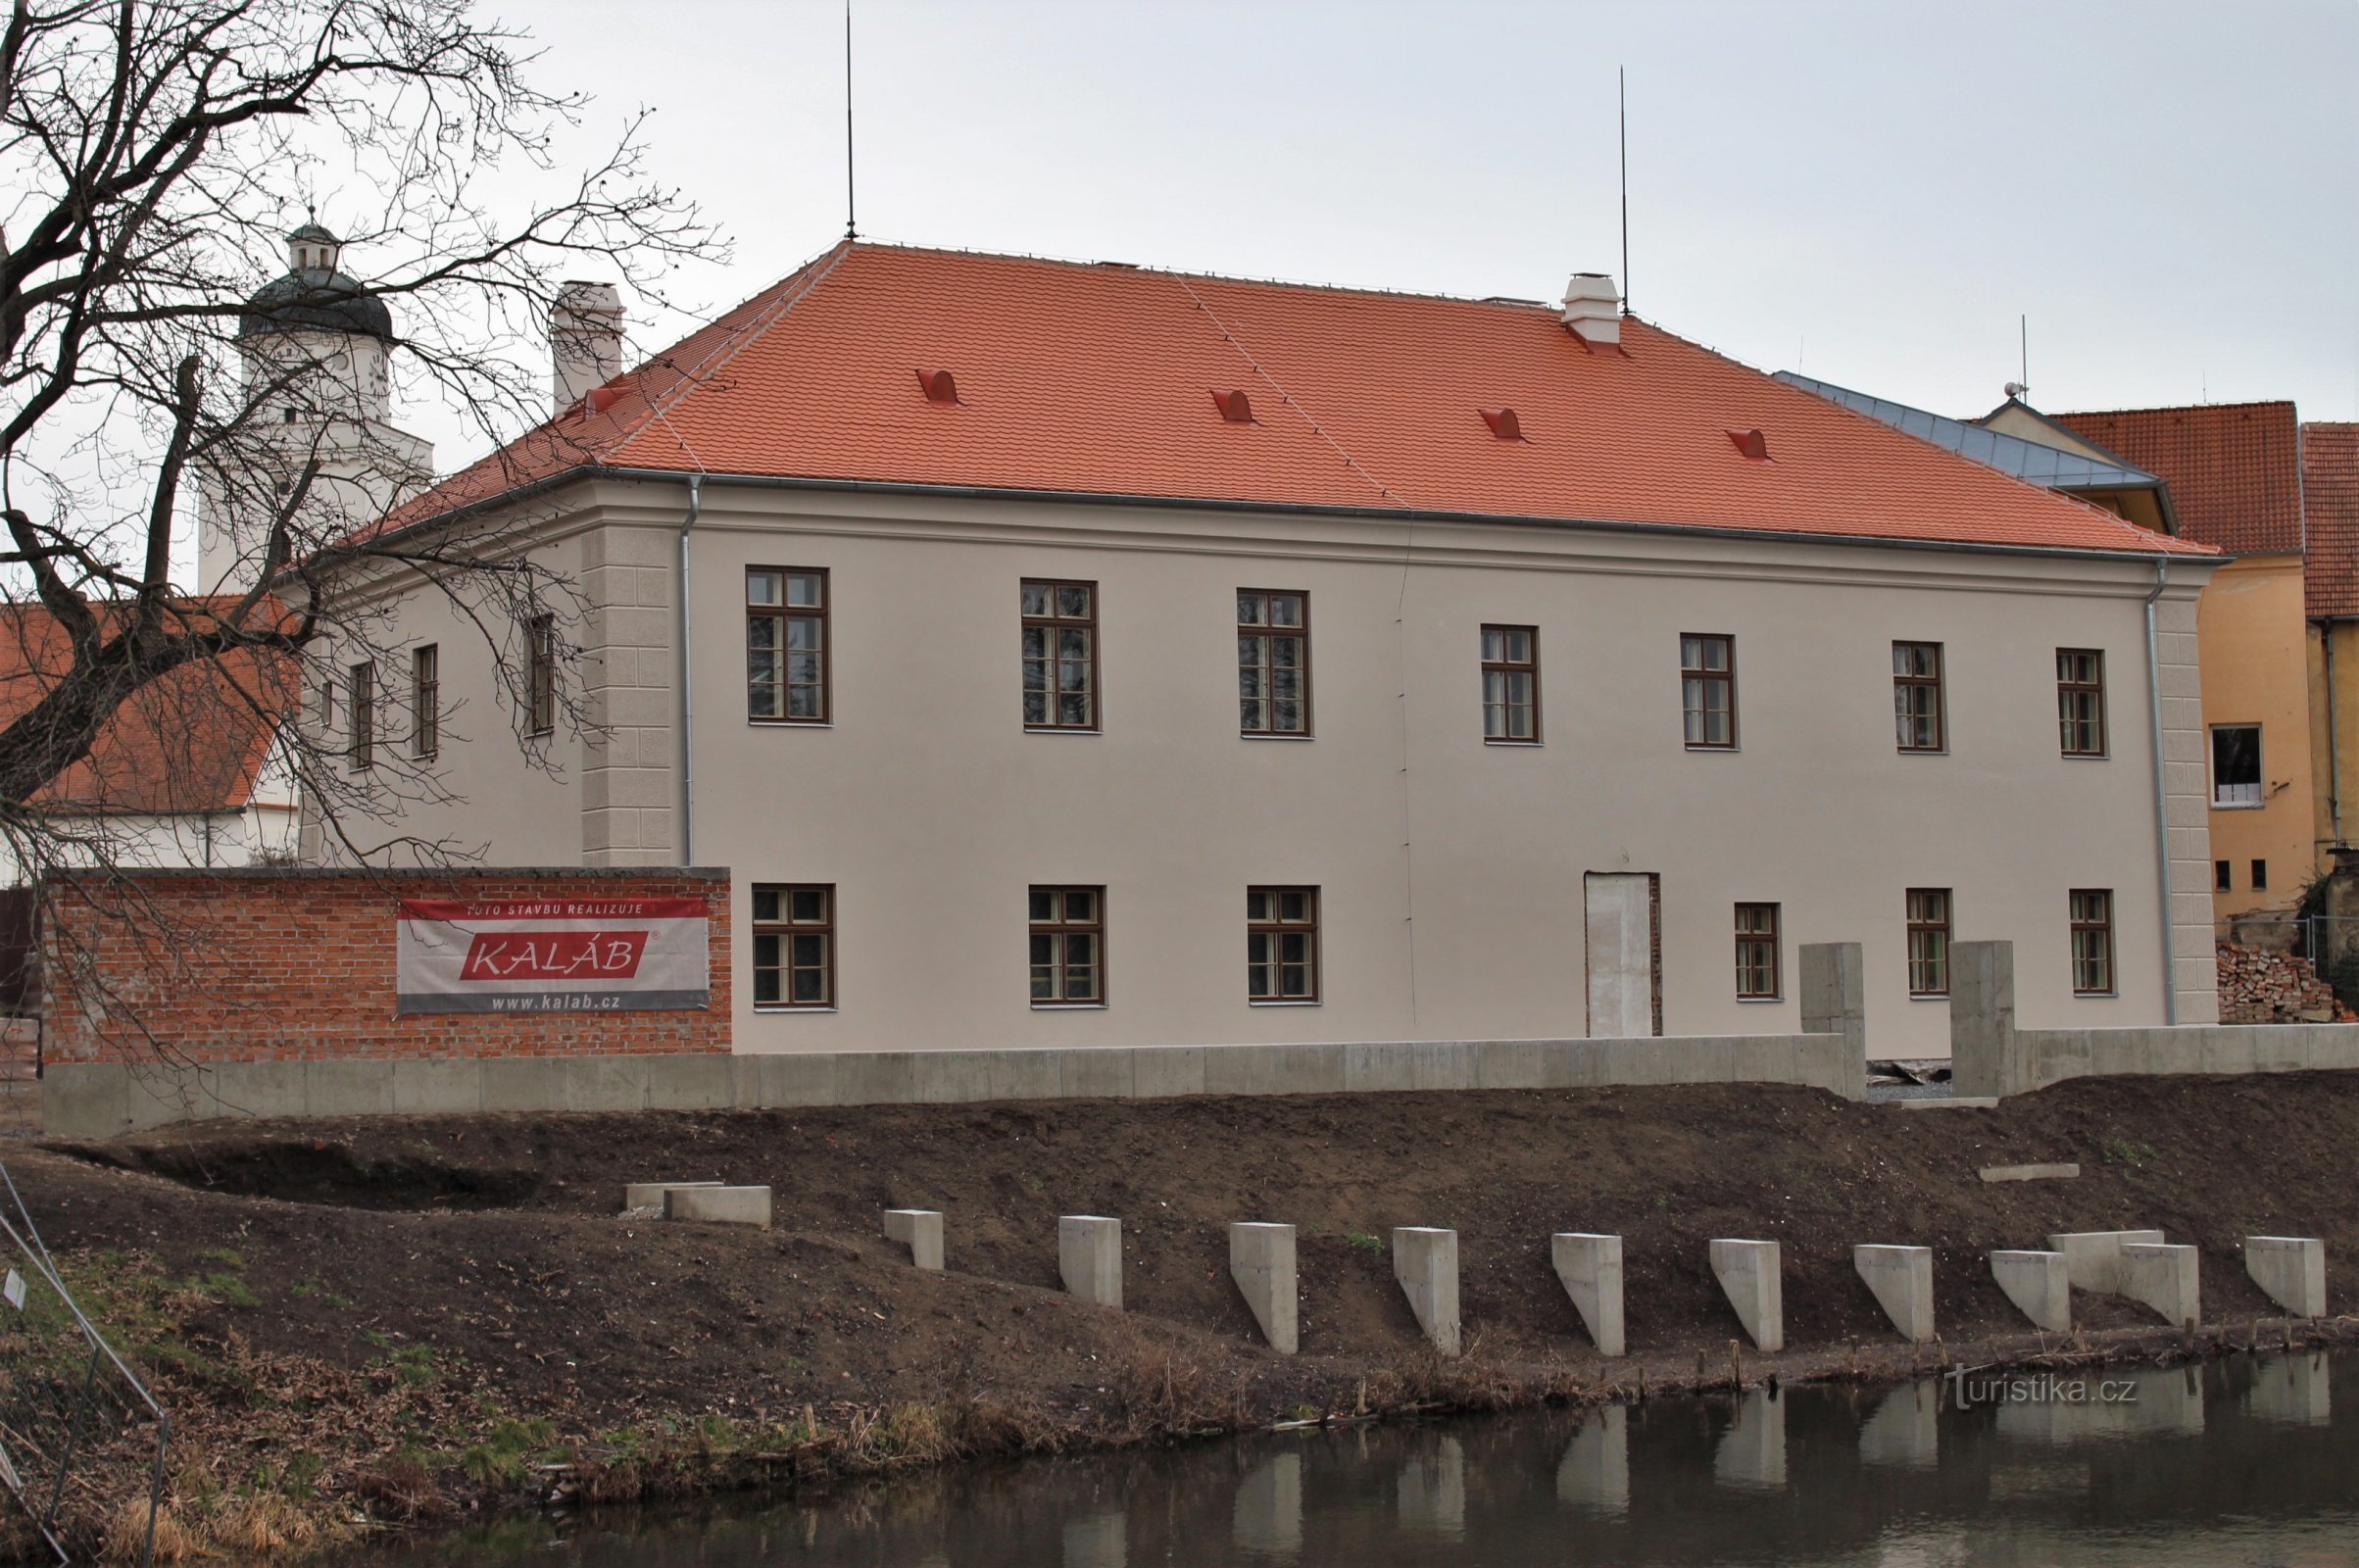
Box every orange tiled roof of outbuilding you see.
[394,242,2215,560]
[2050,401,2302,557]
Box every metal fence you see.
[0,1162,165,1564]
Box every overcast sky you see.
[453,0,2356,459]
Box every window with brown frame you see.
[2069,888,2114,995]
[1481,624,1541,742]
[1247,886,1319,1002]
[1022,580,1099,730]
[748,568,828,723]
[1906,887,1951,997]
[346,662,373,770]
[2057,649,2105,757]
[752,884,834,1008]
[1238,591,1310,735]
[1892,642,1944,752]
[1682,633,1737,748]
[1029,886,1105,1004]
[1734,903,1780,999]
[411,644,439,761]
[525,613,557,736]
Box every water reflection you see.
[348,1351,2359,1567]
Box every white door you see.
[1585,873,1657,1037]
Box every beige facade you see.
[310,477,2221,1057]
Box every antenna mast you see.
[1618,67,1630,316]
[844,2,858,240]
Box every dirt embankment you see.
[16,1070,2359,1558]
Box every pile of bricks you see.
[2216,941,2354,1024]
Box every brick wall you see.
[42,868,730,1065]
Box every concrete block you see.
[727,1055,762,1108]
[2140,1031,2205,1077]
[480,1057,565,1113]
[1344,1042,1416,1092]
[1202,1043,1279,1097]
[912,1051,992,1103]
[1538,1039,1607,1088]
[2046,1230,2164,1295]
[1392,1227,1461,1357]
[2119,1242,2199,1327]
[1990,1250,2072,1331]
[1473,1039,1545,1090]
[389,1059,486,1117]
[2199,1030,2259,1075]
[624,1180,720,1209]
[2244,1236,2327,1318]
[984,1050,1061,1101]
[1129,1046,1205,1100]
[1272,1042,1346,1094]
[1729,1035,1797,1087]
[1059,1048,1135,1101]
[1554,1406,1629,1512]
[1550,1233,1624,1356]
[562,1056,649,1113]
[1708,1239,1783,1352]
[884,1208,944,1270]
[1853,1245,1936,1343]
[1598,1037,1652,1086]
[665,1185,771,1228]
[213,1060,308,1121]
[1979,1162,2079,1182]
[1949,941,2022,1099]
[754,1052,840,1108]
[1059,1215,1122,1308]
[640,1054,732,1110]
[1228,1222,1297,1353]
[1409,1040,1477,1090]
[304,1058,396,1117]
[2035,1031,2094,1085]
[39,1063,131,1138]
[833,1052,918,1105]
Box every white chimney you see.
[1561,272,1621,347]
[550,280,623,416]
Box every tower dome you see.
[238,222,393,342]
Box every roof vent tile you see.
[1212,388,1256,424]
[1480,408,1524,442]
[1727,427,1771,462]
[915,368,959,404]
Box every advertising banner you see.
[395,897,710,1014]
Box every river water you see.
[352,1351,2359,1566]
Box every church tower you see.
[197,223,434,593]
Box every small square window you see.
[753,884,834,1008]
[1029,885,1105,1004]
[1247,885,1319,1002]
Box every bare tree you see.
[0,0,716,906]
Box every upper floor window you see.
[1239,591,1310,736]
[2069,889,2114,996]
[1892,642,1944,752]
[1021,580,1098,731]
[346,662,373,770]
[1481,625,1541,743]
[2056,649,2105,757]
[748,568,828,723]
[525,613,557,736]
[1906,887,1951,997]
[1247,886,1319,1002]
[1734,903,1780,1000]
[411,644,439,761]
[752,883,834,1008]
[1681,634,1736,749]
[1029,886,1105,1004]
[2211,724,2262,808]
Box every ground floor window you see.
[2069,889,2113,996]
[1248,887,1319,1002]
[1906,888,1951,997]
[753,884,833,1007]
[1029,886,1104,1004]
[1733,903,1780,999]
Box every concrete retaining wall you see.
[1951,940,2359,1099]
[47,1023,1866,1137]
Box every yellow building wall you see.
[2198,552,2314,917]
[2307,619,2359,874]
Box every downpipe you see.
[676,473,705,865]
[2145,560,2177,1024]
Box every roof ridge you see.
[2055,399,2300,418]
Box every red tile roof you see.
[390,243,2211,559]
[0,601,297,815]
[2051,402,2302,556]
[2304,423,2359,618]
